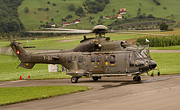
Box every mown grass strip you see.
[0,85,91,106]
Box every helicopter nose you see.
[149,60,157,69]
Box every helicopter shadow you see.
[77,78,142,90]
[100,81,141,90]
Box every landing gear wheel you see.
[71,77,78,83]
[92,77,99,81]
[158,72,160,76]
[133,75,141,82]
[151,72,154,77]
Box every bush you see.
[153,0,161,5]
[38,8,43,11]
[46,8,49,11]
[65,14,73,19]
[52,3,56,6]
[163,6,167,10]
[75,6,85,17]
[24,7,29,13]
[68,3,76,11]
[160,22,168,31]
[47,1,50,4]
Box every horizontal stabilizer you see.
[18,63,35,69]
[52,56,60,60]
[23,46,36,48]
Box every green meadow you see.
[0,85,91,105]
[0,55,71,81]
[151,53,180,75]
[18,0,180,30]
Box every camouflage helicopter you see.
[10,25,160,83]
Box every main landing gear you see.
[71,76,80,83]
[92,77,101,81]
[133,75,141,82]
[71,76,102,83]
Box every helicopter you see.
[10,25,160,83]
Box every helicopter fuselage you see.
[10,38,157,83]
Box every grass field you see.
[150,46,180,50]
[0,55,71,81]
[151,53,180,75]
[0,85,91,105]
[18,0,180,30]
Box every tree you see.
[97,3,105,11]
[112,9,116,12]
[68,3,76,11]
[137,8,141,15]
[47,1,50,4]
[65,14,73,19]
[160,22,168,31]
[46,8,49,11]
[75,6,85,17]
[104,0,110,4]
[153,0,161,5]
[52,3,56,6]
[95,0,103,3]
[24,7,29,13]
[147,14,154,18]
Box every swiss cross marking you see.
[16,50,20,55]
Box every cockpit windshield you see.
[140,51,148,58]
[134,52,143,59]
[134,51,148,59]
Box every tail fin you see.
[10,40,35,69]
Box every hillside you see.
[18,0,180,30]
[0,0,25,35]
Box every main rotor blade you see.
[25,30,92,34]
[43,28,80,31]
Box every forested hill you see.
[0,0,25,36]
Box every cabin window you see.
[125,53,134,60]
[97,55,101,62]
[91,55,95,62]
[78,56,83,63]
[68,57,72,63]
[104,55,109,62]
[110,55,115,64]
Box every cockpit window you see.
[125,53,134,60]
[140,51,148,58]
[135,52,143,59]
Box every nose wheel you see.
[133,75,141,82]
